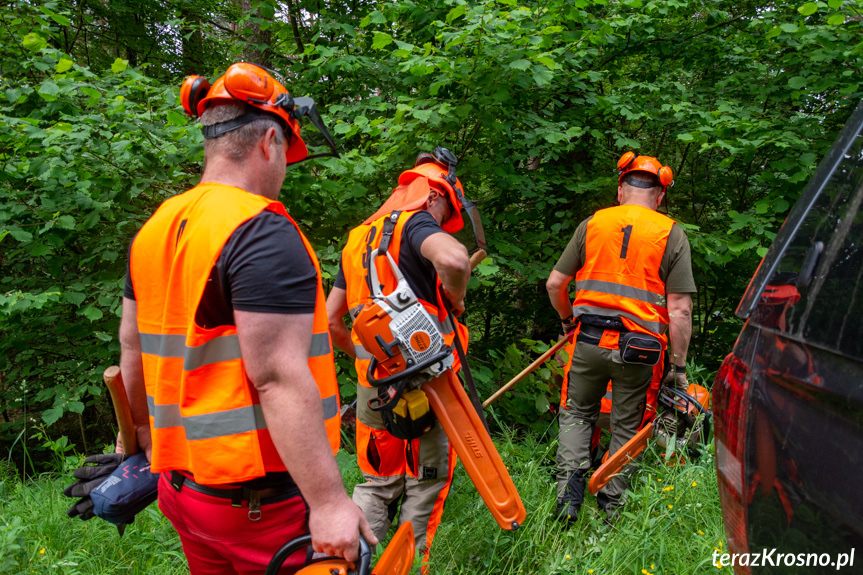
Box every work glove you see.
[662,364,689,392]
[63,453,126,520]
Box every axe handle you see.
[469,249,487,270]
[103,366,139,455]
[483,335,571,408]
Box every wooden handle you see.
[103,366,139,455]
[469,249,487,271]
[483,336,571,408]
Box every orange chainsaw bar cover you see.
[373,521,415,575]
[588,422,653,495]
[424,370,526,530]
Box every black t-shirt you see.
[334,210,443,304]
[125,210,317,329]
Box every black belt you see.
[168,471,301,513]
[577,324,618,346]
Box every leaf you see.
[765,26,782,38]
[788,76,807,89]
[57,215,75,229]
[371,32,394,50]
[447,4,467,23]
[43,406,64,426]
[797,2,817,15]
[533,68,553,87]
[780,23,798,33]
[9,228,33,243]
[508,59,531,71]
[167,110,188,126]
[828,0,842,7]
[80,86,101,99]
[333,122,352,134]
[81,306,103,321]
[64,291,86,306]
[38,81,60,101]
[827,13,845,25]
[412,109,432,122]
[56,58,74,73]
[68,401,85,414]
[22,33,47,52]
[677,133,694,142]
[111,58,128,73]
[258,2,275,19]
[536,56,557,69]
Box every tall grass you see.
[1,426,730,575]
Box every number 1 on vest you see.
[620,225,633,258]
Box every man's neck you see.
[200,158,265,198]
[620,197,657,211]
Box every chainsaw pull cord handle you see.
[265,534,372,575]
[439,285,490,433]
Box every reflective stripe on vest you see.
[130,183,340,484]
[571,204,674,340]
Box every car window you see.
[737,101,863,320]
[749,123,863,362]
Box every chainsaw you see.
[265,521,415,575]
[352,216,526,531]
[588,382,712,494]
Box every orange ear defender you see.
[180,75,211,118]
[617,151,674,189]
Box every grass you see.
[1,423,731,575]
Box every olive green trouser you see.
[556,340,653,515]
[352,421,451,552]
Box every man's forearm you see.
[119,298,151,450]
[667,294,693,366]
[546,270,574,319]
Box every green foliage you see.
[1,433,729,574]
[2,0,863,460]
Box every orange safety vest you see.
[341,210,467,477]
[560,205,674,408]
[129,183,339,485]
[572,204,675,341]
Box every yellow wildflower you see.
[589,571,594,574]
[662,486,674,491]
[667,504,673,509]
[692,481,698,487]
[39,549,45,554]
[657,478,662,482]
[566,555,571,559]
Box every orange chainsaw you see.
[588,383,712,494]
[353,218,526,531]
[266,522,415,575]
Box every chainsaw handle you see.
[366,347,453,388]
[265,534,372,575]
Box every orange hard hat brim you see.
[398,166,464,233]
[363,177,433,225]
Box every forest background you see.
[1,0,862,469]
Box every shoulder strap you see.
[378,210,401,256]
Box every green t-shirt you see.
[553,214,697,294]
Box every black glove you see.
[64,453,126,520]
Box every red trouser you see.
[158,473,310,575]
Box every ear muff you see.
[617,151,636,171]
[181,75,211,118]
[658,166,674,187]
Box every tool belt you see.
[576,323,662,366]
[168,471,301,520]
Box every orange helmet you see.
[398,159,465,233]
[179,62,338,164]
[617,151,674,190]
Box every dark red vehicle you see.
[713,100,863,574]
